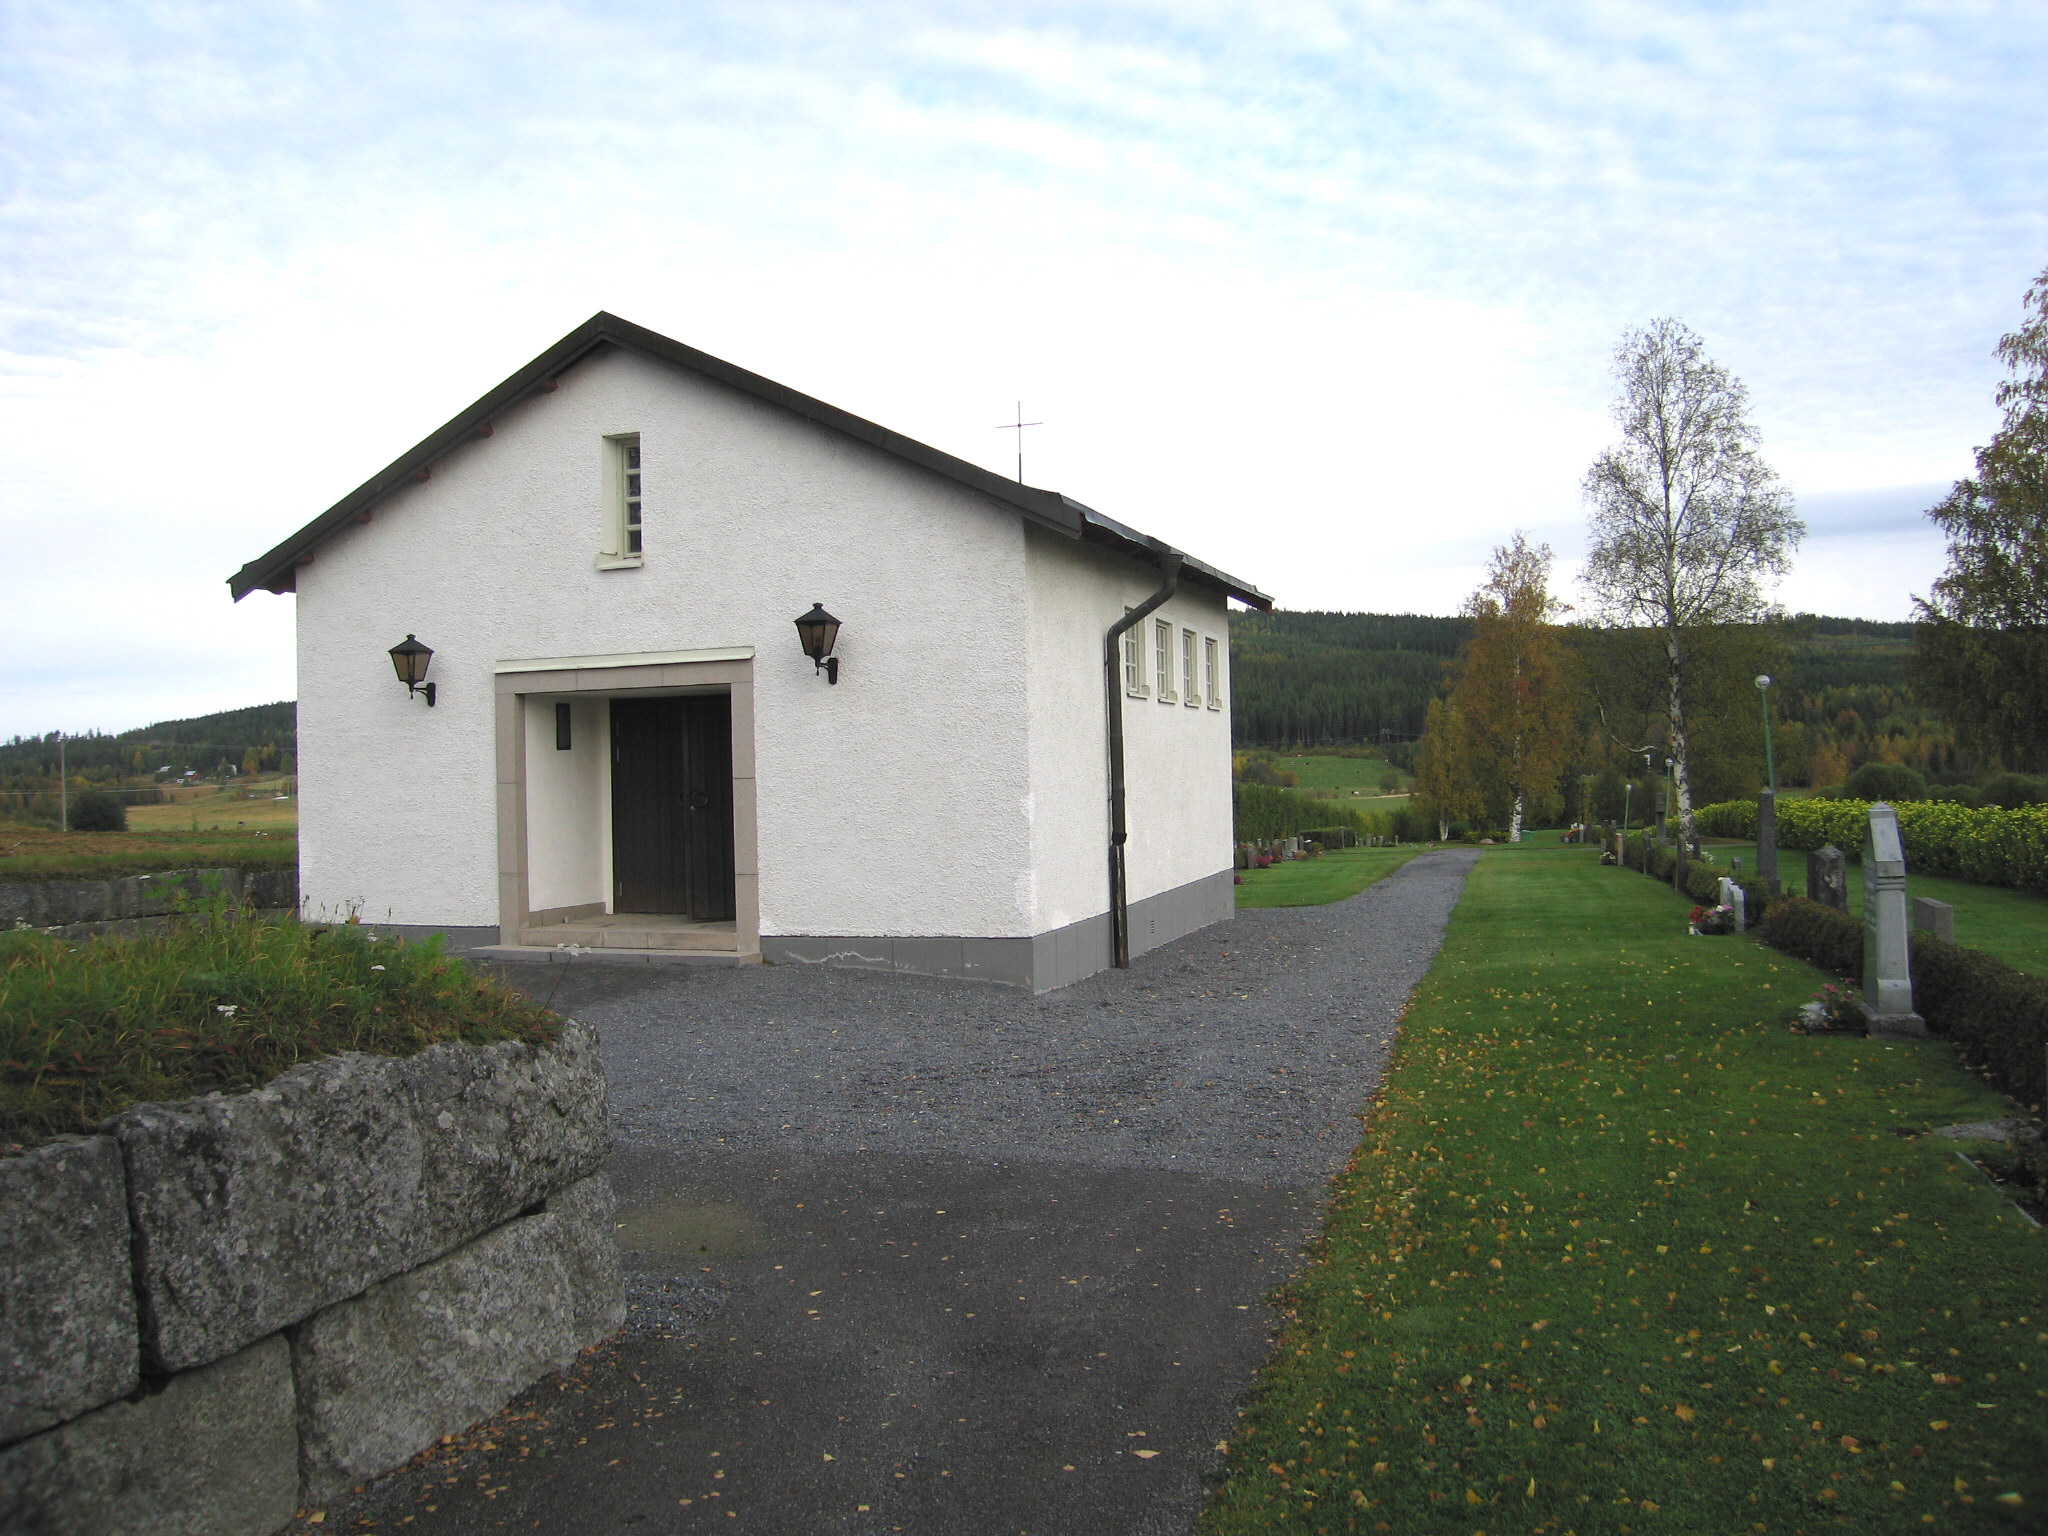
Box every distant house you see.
[230,314,1269,990]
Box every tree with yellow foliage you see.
[1442,534,1574,840]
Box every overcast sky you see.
[3,1,2044,737]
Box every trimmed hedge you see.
[1695,795,2048,898]
[1911,935,2048,1110]
[1615,853,2048,1110]
[1234,782,1392,843]
[1755,896,1863,977]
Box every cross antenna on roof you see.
[995,401,1042,485]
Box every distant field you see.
[128,777,298,833]
[1274,755,1406,799]
[0,826,295,883]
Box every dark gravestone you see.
[1808,845,1848,911]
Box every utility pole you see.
[58,731,67,833]
[995,403,1042,484]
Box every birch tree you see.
[1911,263,2048,765]
[1446,534,1572,841]
[1581,319,1802,849]
[1410,696,1477,841]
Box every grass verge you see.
[1237,847,1426,908]
[1,900,557,1151]
[0,824,296,883]
[1203,846,2044,1533]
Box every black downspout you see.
[1104,551,1183,969]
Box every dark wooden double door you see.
[610,695,735,921]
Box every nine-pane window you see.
[1182,628,1199,707]
[1154,619,1176,701]
[1123,620,1148,696]
[1205,635,1223,708]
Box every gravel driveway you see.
[311,849,1477,1536]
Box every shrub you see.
[1978,772,2048,809]
[1909,934,2048,1109]
[1843,762,1927,802]
[68,791,127,832]
[1755,896,1864,977]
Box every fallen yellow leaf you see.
[1133,1449,1160,1460]
[1675,1405,1695,1423]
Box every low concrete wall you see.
[0,866,299,940]
[0,1022,622,1535]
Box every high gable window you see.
[598,433,644,569]
[1205,635,1223,709]
[1182,628,1199,707]
[1122,619,1149,697]
[1154,619,1176,702]
[622,440,643,553]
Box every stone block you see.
[115,1020,608,1372]
[0,1335,298,1536]
[546,1174,627,1346]
[242,867,299,911]
[0,1137,138,1446]
[1913,896,1956,943]
[293,1211,580,1504]
[28,881,107,928]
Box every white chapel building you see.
[230,313,1270,991]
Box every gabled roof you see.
[228,311,1271,608]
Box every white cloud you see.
[0,0,2041,733]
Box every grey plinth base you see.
[1860,1004,1927,1039]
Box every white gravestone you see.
[1860,803,1926,1037]
[1717,876,1746,933]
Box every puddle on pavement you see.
[615,1196,769,1260]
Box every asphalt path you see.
[307,849,1478,1536]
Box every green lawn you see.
[1236,846,1426,908]
[1709,841,2048,976]
[1204,846,2043,1534]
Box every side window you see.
[1205,635,1223,709]
[1154,619,1176,702]
[1122,620,1149,697]
[1182,628,1199,707]
[599,433,643,568]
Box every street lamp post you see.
[1621,778,1634,867]
[1755,674,1781,893]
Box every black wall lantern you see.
[388,634,437,706]
[793,604,841,684]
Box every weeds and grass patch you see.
[1204,847,2044,1534]
[1,900,557,1151]
[1710,840,2048,977]
[1237,847,1425,909]
[0,825,296,883]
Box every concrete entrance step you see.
[520,913,740,952]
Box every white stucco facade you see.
[258,317,1264,988]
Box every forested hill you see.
[0,701,297,788]
[1228,610,1939,778]
[1227,610,1471,747]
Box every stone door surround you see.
[492,648,759,955]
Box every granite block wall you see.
[0,1022,619,1536]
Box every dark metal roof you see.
[227,311,1272,608]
